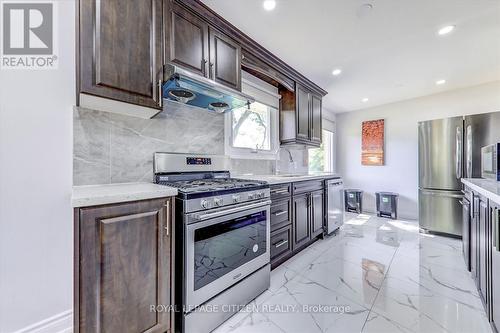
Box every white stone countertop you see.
[462,178,500,204]
[72,182,178,207]
[233,172,341,185]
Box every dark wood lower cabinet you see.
[74,197,174,333]
[293,193,311,250]
[270,225,293,269]
[478,196,489,308]
[291,182,325,253]
[491,202,500,332]
[310,190,324,238]
[468,191,500,333]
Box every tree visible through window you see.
[231,102,271,151]
[309,130,334,172]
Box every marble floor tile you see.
[260,274,370,333]
[212,213,491,333]
[298,254,385,308]
[269,264,299,293]
[372,278,490,333]
[282,246,324,272]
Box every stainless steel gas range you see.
[154,153,271,333]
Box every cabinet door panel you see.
[100,212,160,332]
[296,85,310,141]
[271,225,292,262]
[78,199,171,333]
[209,29,241,90]
[492,205,500,331]
[167,4,208,76]
[80,0,162,108]
[311,190,324,238]
[293,194,310,249]
[479,199,488,303]
[311,94,322,143]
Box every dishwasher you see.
[325,178,345,235]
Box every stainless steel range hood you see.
[162,64,255,113]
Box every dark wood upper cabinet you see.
[78,0,326,113]
[165,4,241,90]
[165,3,209,77]
[209,28,242,90]
[311,94,322,143]
[79,0,163,109]
[296,85,310,141]
[280,85,323,147]
[75,198,173,333]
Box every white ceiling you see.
[201,0,500,113]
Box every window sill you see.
[227,150,278,161]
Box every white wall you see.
[336,81,500,220]
[0,1,75,332]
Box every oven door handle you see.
[193,200,272,221]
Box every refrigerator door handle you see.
[456,126,463,179]
[466,125,472,178]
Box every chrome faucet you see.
[275,147,295,175]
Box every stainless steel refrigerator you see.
[418,112,500,237]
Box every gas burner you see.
[157,177,267,194]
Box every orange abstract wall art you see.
[361,119,385,166]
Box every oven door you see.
[185,200,271,309]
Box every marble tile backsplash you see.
[74,105,309,185]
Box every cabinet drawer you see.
[270,183,291,201]
[271,226,292,261]
[271,199,291,232]
[293,180,323,195]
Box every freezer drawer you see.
[419,189,463,237]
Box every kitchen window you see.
[225,72,280,159]
[309,129,335,172]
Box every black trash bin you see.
[376,192,399,219]
[345,189,363,213]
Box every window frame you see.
[308,129,335,173]
[224,74,280,160]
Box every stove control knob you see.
[201,200,210,209]
[214,198,223,207]
[248,193,255,200]
[257,192,264,199]
[232,195,241,203]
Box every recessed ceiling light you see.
[362,98,369,103]
[263,0,276,11]
[332,69,342,76]
[438,25,455,35]
[436,79,446,85]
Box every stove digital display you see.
[186,157,212,165]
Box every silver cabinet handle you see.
[164,200,170,236]
[492,207,496,249]
[209,62,215,79]
[271,189,289,195]
[273,210,287,217]
[158,79,163,108]
[496,208,500,252]
[274,240,288,248]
